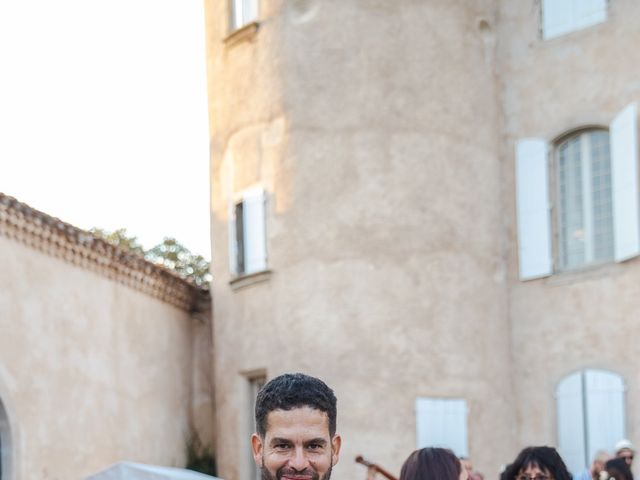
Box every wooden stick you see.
[356,455,399,480]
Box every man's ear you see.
[251,433,264,466]
[331,434,342,466]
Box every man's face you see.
[617,449,634,466]
[251,406,341,480]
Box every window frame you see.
[228,186,268,280]
[0,399,12,480]
[246,373,266,480]
[551,127,615,272]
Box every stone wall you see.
[0,194,213,480]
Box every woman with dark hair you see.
[503,446,572,480]
[399,447,469,480]
[602,457,633,480]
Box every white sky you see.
[0,0,211,259]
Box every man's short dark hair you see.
[255,372,337,437]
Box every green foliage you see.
[91,228,211,288]
[145,237,212,288]
[90,227,145,255]
[185,433,217,476]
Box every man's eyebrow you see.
[304,438,328,446]
[269,437,293,445]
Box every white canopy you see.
[86,462,221,480]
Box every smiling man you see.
[251,373,342,480]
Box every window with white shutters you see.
[541,0,607,40]
[416,397,468,457]
[229,186,267,277]
[514,104,640,280]
[556,369,625,475]
[231,0,258,31]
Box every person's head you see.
[592,451,611,476]
[615,440,635,467]
[399,447,468,480]
[500,465,512,480]
[604,457,634,480]
[251,373,341,480]
[503,446,572,480]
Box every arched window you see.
[555,130,614,270]
[556,369,625,475]
[514,103,640,280]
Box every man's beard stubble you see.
[260,462,333,480]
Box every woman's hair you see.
[399,447,461,480]
[604,457,633,480]
[503,446,572,480]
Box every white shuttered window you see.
[416,398,468,457]
[542,0,607,40]
[231,0,258,31]
[515,104,640,279]
[556,370,625,475]
[228,186,267,277]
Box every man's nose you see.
[289,447,310,471]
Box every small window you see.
[231,0,258,31]
[541,0,607,39]
[556,369,625,475]
[248,375,266,480]
[416,397,468,457]
[0,399,11,480]
[555,130,614,270]
[229,186,267,277]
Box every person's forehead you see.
[265,406,330,436]
[520,463,548,473]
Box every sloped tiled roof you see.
[0,193,210,313]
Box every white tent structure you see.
[86,462,221,480]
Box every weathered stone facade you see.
[205,1,640,479]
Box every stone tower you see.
[204,1,515,478]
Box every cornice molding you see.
[0,193,210,314]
